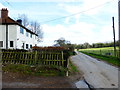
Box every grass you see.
[79,47,119,51]
[68,60,79,75]
[2,60,79,76]
[79,47,119,58]
[2,64,67,76]
[81,51,120,67]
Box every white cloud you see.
[39,17,119,46]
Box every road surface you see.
[71,51,119,88]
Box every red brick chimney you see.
[1,8,8,18]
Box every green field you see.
[79,47,119,58]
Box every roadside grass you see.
[68,60,79,75]
[81,51,120,67]
[2,62,79,76]
[2,64,67,76]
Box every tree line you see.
[54,37,119,50]
[75,41,119,49]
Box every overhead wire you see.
[0,0,13,8]
[40,0,115,24]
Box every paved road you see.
[71,51,119,88]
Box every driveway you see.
[71,51,119,88]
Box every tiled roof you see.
[0,17,38,36]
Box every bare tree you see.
[30,21,43,42]
[18,14,29,27]
[18,14,43,42]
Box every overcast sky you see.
[0,0,118,46]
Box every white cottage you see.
[0,8,38,50]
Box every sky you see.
[0,0,118,46]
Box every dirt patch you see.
[2,71,83,88]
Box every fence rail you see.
[1,51,68,67]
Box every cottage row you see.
[0,8,38,50]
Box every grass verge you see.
[68,60,79,75]
[2,64,67,76]
[81,51,120,67]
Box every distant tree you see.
[30,21,43,42]
[54,37,70,47]
[83,42,90,48]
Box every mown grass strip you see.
[80,51,120,67]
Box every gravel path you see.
[71,51,119,88]
[2,72,75,88]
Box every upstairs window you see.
[30,34,32,38]
[20,27,24,34]
[26,32,29,37]
[10,41,14,47]
[0,41,3,47]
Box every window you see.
[20,27,24,34]
[26,44,28,49]
[10,41,14,47]
[30,45,32,48]
[22,43,25,49]
[0,41,3,47]
[26,32,29,37]
[30,34,32,38]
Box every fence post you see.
[61,51,64,66]
[35,51,38,65]
[66,58,69,76]
[100,49,102,55]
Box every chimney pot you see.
[1,8,8,18]
[17,19,22,25]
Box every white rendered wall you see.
[16,26,37,49]
[0,25,6,49]
[0,24,37,49]
[8,25,17,49]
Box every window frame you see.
[26,31,29,37]
[30,45,32,48]
[0,41,3,47]
[10,41,14,47]
[30,34,32,38]
[20,27,24,34]
[26,44,28,49]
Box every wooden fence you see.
[1,51,68,67]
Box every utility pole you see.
[112,17,116,57]
[118,0,120,57]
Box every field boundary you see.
[79,47,120,58]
